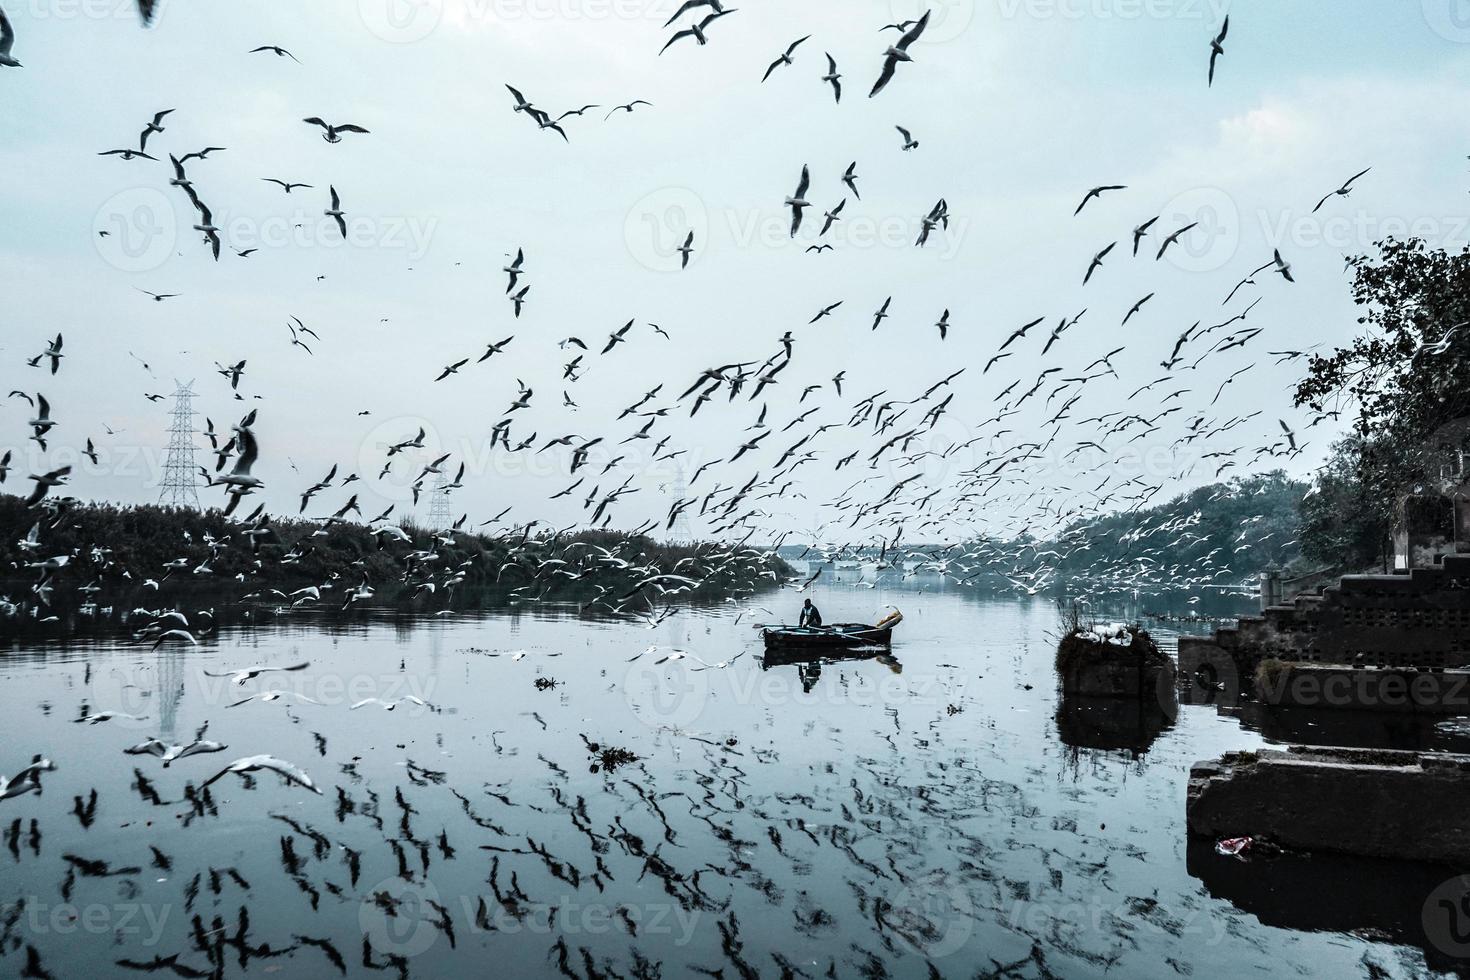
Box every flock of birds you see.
[2,3,1462,977]
[0,1,1398,628]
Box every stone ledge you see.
[1187,746,1470,867]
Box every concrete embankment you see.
[1187,746,1470,867]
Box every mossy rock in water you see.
[1056,624,1175,698]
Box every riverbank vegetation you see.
[0,494,792,622]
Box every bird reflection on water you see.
[760,644,902,695]
[0,588,1461,978]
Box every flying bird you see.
[0,4,20,68]
[934,309,951,340]
[1312,167,1371,213]
[1083,242,1117,284]
[822,53,842,102]
[202,755,322,794]
[204,661,310,686]
[762,35,810,81]
[325,185,347,237]
[302,117,370,143]
[871,296,891,330]
[263,178,312,193]
[662,0,725,27]
[785,165,812,237]
[249,44,300,62]
[869,10,929,98]
[1074,185,1126,216]
[24,466,70,508]
[1131,216,1158,255]
[1155,222,1198,261]
[819,198,846,236]
[1208,15,1229,87]
[504,248,525,293]
[604,100,653,119]
[1272,248,1295,282]
[138,109,173,151]
[660,9,736,55]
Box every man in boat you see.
[798,598,823,628]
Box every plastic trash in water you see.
[1215,836,1253,858]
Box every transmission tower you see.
[159,380,201,509]
[668,467,694,544]
[427,475,453,530]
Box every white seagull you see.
[202,755,322,794]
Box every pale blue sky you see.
[3,0,1470,542]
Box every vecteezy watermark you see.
[358,415,447,504]
[359,879,702,957]
[2,441,172,493]
[16,900,171,945]
[1423,0,1470,43]
[21,0,154,22]
[1008,894,1227,946]
[94,188,177,273]
[622,657,953,730]
[359,0,675,42]
[92,192,438,270]
[457,896,701,942]
[1179,643,1240,705]
[623,660,710,729]
[996,0,1229,22]
[360,878,445,958]
[890,0,975,43]
[1424,875,1470,960]
[625,187,708,274]
[1255,667,1470,711]
[1155,187,1240,274]
[354,417,741,507]
[359,0,446,43]
[195,666,439,712]
[623,188,971,269]
[82,666,156,728]
[1260,207,1470,255]
[885,874,974,958]
[219,209,439,260]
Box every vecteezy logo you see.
[357,415,442,503]
[1424,876,1470,958]
[622,659,709,729]
[624,188,708,273]
[359,877,444,958]
[1156,187,1238,273]
[94,188,176,273]
[359,0,445,43]
[889,0,974,44]
[1424,0,1470,43]
[83,660,156,731]
[885,875,973,958]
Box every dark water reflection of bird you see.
[2,584,1449,977]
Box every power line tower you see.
[427,475,453,530]
[668,466,694,544]
[159,380,201,510]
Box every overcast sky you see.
[4,0,1470,543]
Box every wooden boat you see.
[762,610,902,650]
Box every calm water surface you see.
[1,581,1463,978]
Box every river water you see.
[1,577,1465,978]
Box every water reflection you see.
[1054,693,1176,757]
[759,645,901,694]
[1,582,1462,978]
[1187,839,1469,976]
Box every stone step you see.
[1188,746,1470,867]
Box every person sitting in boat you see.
[799,598,823,628]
